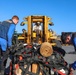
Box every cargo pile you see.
[6,42,72,75]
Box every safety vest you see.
[0,19,14,40]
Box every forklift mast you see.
[20,15,53,44]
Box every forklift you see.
[18,15,61,47]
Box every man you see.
[63,33,76,52]
[0,15,19,74]
[33,22,42,31]
[62,33,76,69]
[33,22,42,43]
